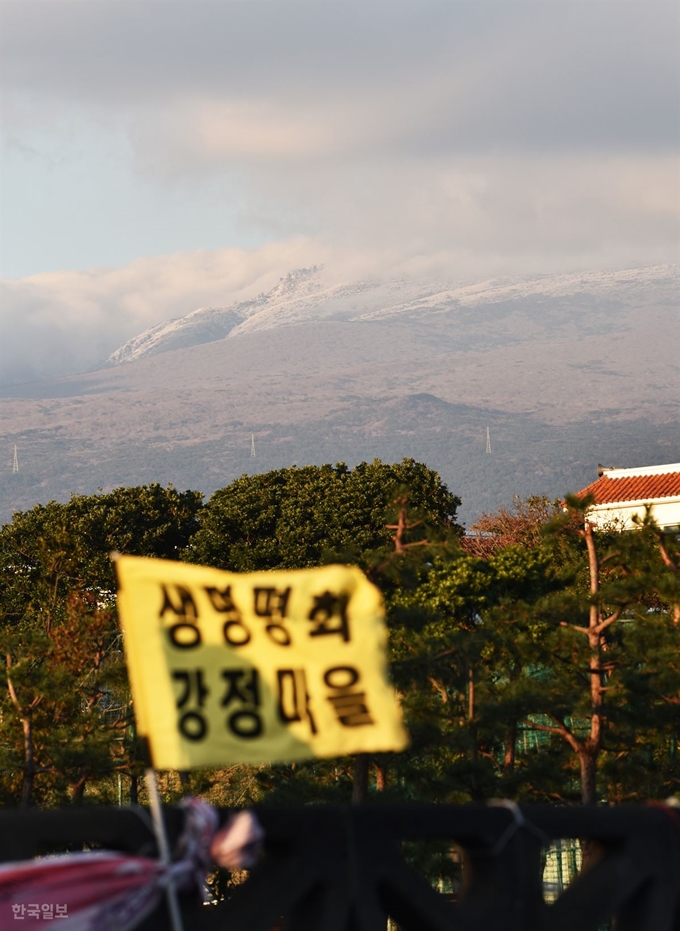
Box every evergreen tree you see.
[186,458,461,572]
[0,484,202,805]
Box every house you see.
[575,462,680,531]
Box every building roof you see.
[577,464,680,505]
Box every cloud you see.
[0,0,677,364]
[2,193,677,388]
[2,2,677,166]
[4,237,468,385]
[244,152,679,263]
[0,238,324,385]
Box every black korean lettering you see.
[327,693,373,727]
[172,669,209,741]
[221,669,260,707]
[324,666,359,689]
[222,620,252,647]
[204,585,252,647]
[177,711,207,742]
[276,668,317,735]
[323,665,373,727]
[253,586,292,646]
[160,584,201,649]
[220,668,263,739]
[228,710,263,738]
[174,669,210,707]
[307,591,350,642]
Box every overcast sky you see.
[1,1,678,383]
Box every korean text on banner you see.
[115,556,409,769]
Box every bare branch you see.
[428,676,449,703]
[657,539,678,572]
[521,716,581,754]
[593,607,623,635]
[559,621,590,635]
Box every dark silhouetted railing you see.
[1,803,679,930]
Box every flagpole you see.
[145,767,184,931]
[111,552,184,931]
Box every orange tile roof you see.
[576,472,680,505]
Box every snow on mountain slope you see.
[358,265,678,319]
[106,266,327,364]
[105,264,678,366]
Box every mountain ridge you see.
[104,263,678,366]
[1,263,677,527]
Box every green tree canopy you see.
[0,483,203,628]
[186,459,461,572]
[386,498,680,815]
[0,484,203,805]
[2,472,678,818]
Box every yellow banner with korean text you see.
[115,556,409,770]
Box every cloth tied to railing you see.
[0,800,264,931]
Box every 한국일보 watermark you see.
[12,902,69,919]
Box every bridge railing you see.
[1,803,679,931]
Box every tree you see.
[382,495,680,818]
[462,495,561,558]
[385,534,563,804]
[3,472,677,821]
[1,483,202,628]
[505,499,680,809]
[0,484,203,805]
[0,466,459,807]
[187,461,462,806]
[2,592,128,806]
[435,499,680,814]
[187,459,461,572]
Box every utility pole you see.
[12,444,19,473]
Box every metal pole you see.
[144,768,184,931]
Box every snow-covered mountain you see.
[105,264,679,366]
[3,263,678,528]
[106,266,327,364]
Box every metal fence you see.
[1,802,679,931]
[542,837,582,904]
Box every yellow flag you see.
[115,556,408,770]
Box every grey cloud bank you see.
[0,1,678,383]
[3,3,677,154]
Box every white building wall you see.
[589,496,680,531]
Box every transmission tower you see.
[250,433,256,458]
[12,444,19,473]
[485,427,492,455]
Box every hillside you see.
[1,265,678,526]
